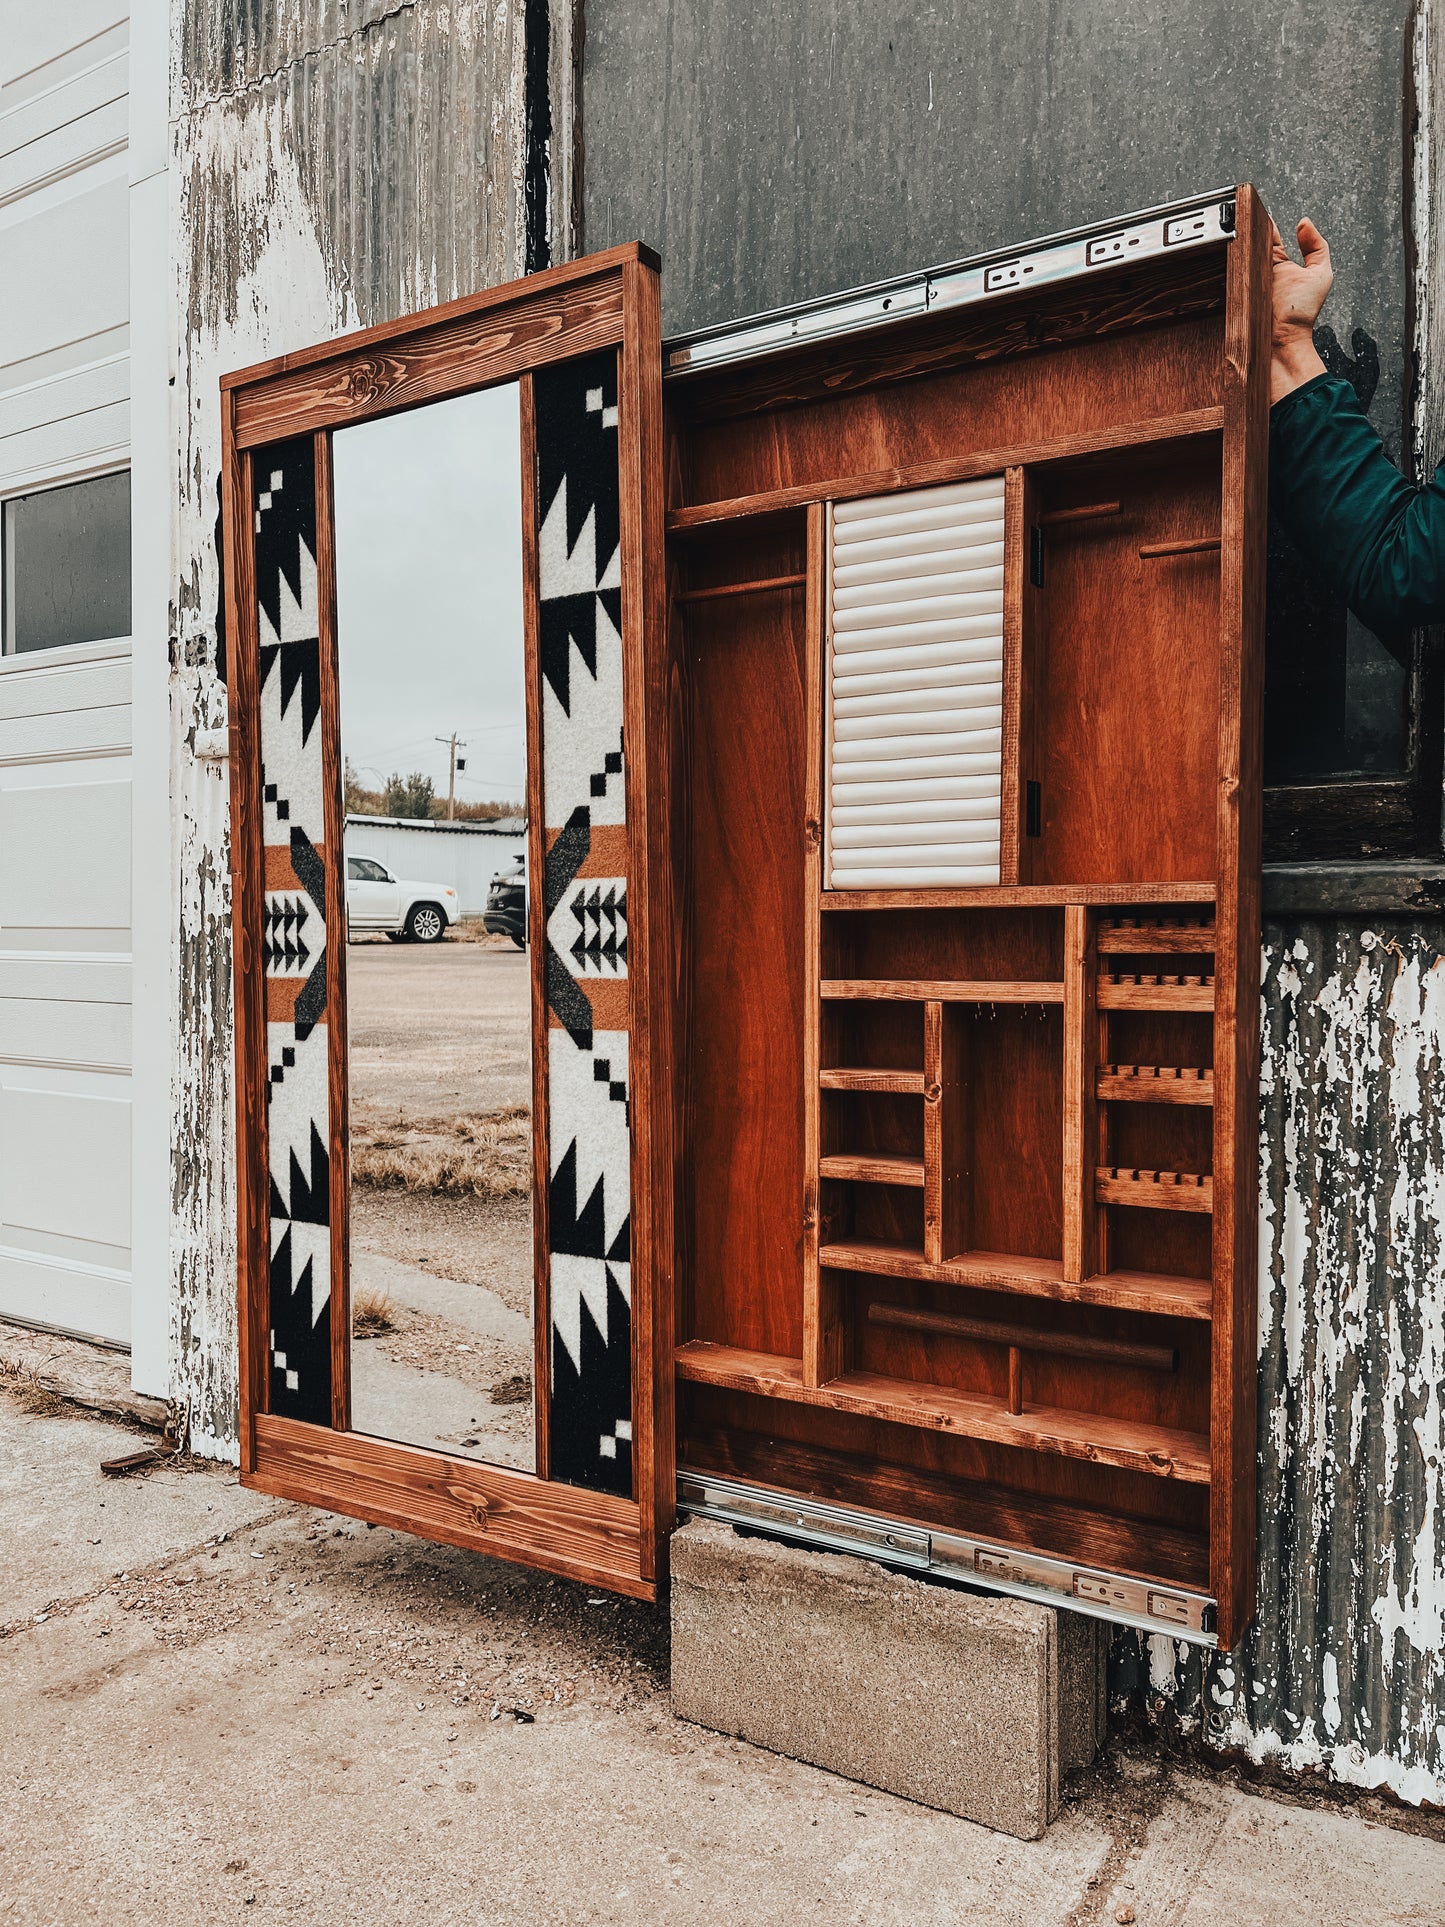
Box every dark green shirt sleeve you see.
[1270,372,1445,634]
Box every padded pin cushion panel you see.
[827,475,1006,889]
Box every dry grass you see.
[0,1357,64,1416]
[351,1104,530,1200]
[350,1284,397,1337]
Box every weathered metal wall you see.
[168,0,569,1452]
[581,0,1445,1806]
[583,0,1411,454]
[1115,921,1445,1807]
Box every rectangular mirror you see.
[332,380,535,1471]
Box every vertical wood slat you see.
[1062,904,1098,1284]
[619,255,676,1586]
[922,999,944,1264]
[1212,184,1270,1652]
[519,371,552,1483]
[804,502,844,1388]
[1000,465,1026,884]
[223,422,267,1474]
[313,428,351,1434]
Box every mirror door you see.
[223,247,671,1598]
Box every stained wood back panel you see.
[1031,455,1222,885]
[677,312,1225,508]
[822,907,1063,982]
[848,1275,1209,1434]
[950,1004,1064,1261]
[685,532,809,1357]
[678,1386,1211,1585]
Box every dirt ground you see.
[345,934,535,1467]
[4,1374,1445,1927]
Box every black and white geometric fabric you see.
[536,353,634,1498]
[252,435,332,1427]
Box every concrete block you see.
[670,1519,1104,1839]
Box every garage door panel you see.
[0,778,130,929]
[0,1081,130,1250]
[0,1250,129,1348]
[0,654,131,720]
[0,703,131,762]
[0,996,130,1069]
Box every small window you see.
[1,471,132,656]
[347,856,390,882]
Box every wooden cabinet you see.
[665,188,1267,1649]
[223,188,1267,1648]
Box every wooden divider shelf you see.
[820,1068,927,1094]
[1098,974,1215,1012]
[819,1151,926,1187]
[819,1238,1213,1319]
[1096,919,1216,954]
[1097,1065,1214,1105]
[822,979,1064,1004]
[1096,1167,1214,1212]
[675,1342,1212,1484]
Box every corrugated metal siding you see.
[1113,918,1445,1807]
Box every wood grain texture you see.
[250,1415,650,1597]
[820,1068,927,1093]
[1211,185,1269,1651]
[675,573,806,602]
[313,429,350,1435]
[823,883,1216,910]
[677,1423,1211,1592]
[665,408,1225,531]
[1097,920,1216,953]
[223,424,267,1475]
[1062,905,1098,1284]
[620,255,676,1586]
[999,466,1026,884]
[1097,1067,1215,1105]
[822,978,1063,1004]
[1098,977,1216,1012]
[675,1342,1210,1482]
[819,1240,1212,1319]
[803,503,839,1388]
[520,372,552,1483]
[921,1000,944,1264]
[866,1301,1179,1373]
[819,1152,926,1188]
[1096,1169,1214,1213]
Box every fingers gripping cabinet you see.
[665,189,1267,1649]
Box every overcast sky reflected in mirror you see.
[332,382,526,812]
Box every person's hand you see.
[1271,217,1331,404]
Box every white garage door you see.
[0,5,134,1345]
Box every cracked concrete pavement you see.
[4,1382,1445,1925]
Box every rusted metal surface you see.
[168,0,567,1454]
[1113,919,1445,1807]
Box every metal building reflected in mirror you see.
[332,383,534,1469]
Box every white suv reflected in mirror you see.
[345,855,458,943]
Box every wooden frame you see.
[222,244,673,1599]
[665,191,1268,1647]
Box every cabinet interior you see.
[663,231,1262,1637]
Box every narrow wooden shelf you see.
[1097,1168,1214,1213]
[822,883,1217,911]
[822,978,1064,1004]
[1098,974,1215,1012]
[819,1152,925,1187]
[819,1067,927,1094]
[820,1239,1212,1320]
[674,1342,1211,1484]
[663,406,1226,532]
[1097,919,1216,955]
[1097,1065,1214,1106]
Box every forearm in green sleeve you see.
[1269,373,1445,633]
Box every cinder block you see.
[669,1519,1103,1839]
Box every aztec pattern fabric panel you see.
[827,475,1006,887]
[536,352,633,1499]
[252,435,332,1426]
